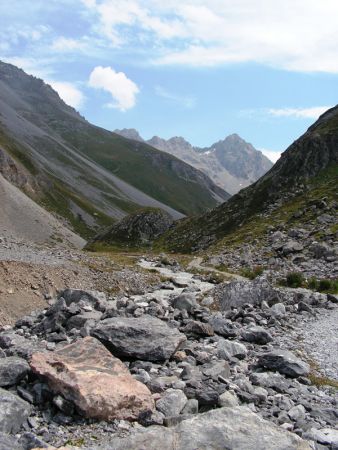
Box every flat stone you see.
[182,321,214,337]
[30,336,154,421]
[257,349,310,378]
[100,406,312,450]
[92,316,186,362]
[218,339,247,360]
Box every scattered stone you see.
[156,389,187,417]
[182,321,214,337]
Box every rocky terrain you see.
[115,129,273,194]
[0,252,337,449]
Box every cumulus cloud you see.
[49,81,85,109]
[81,0,338,73]
[267,106,332,120]
[88,66,139,111]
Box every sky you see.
[1,1,338,162]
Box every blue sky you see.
[1,1,338,162]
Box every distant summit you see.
[115,129,273,194]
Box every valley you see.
[0,60,337,450]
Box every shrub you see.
[241,266,264,280]
[286,272,304,288]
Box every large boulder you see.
[257,349,310,378]
[0,433,23,450]
[92,316,186,362]
[30,337,154,421]
[0,356,30,386]
[212,279,281,311]
[85,406,311,450]
[0,387,31,433]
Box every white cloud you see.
[155,85,196,109]
[88,66,139,111]
[259,148,281,163]
[49,81,85,109]
[267,106,332,120]
[81,0,338,73]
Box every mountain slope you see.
[0,61,229,238]
[157,106,338,252]
[0,173,85,247]
[115,129,273,194]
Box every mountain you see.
[115,130,273,194]
[0,61,229,239]
[157,106,338,252]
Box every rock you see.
[208,314,238,337]
[0,356,30,386]
[257,349,310,378]
[327,293,338,304]
[288,405,306,421]
[270,303,286,318]
[156,389,187,417]
[172,294,198,312]
[30,337,154,421]
[218,339,247,359]
[59,289,107,311]
[283,241,304,255]
[19,432,49,450]
[304,427,338,446]
[181,399,198,415]
[213,279,281,311]
[0,433,23,450]
[201,360,231,380]
[241,326,273,345]
[92,316,186,362]
[182,321,214,337]
[102,406,312,449]
[0,387,31,433]
[218,391,239,407]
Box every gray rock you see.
[213,279,281,311]
[288,405,306,421]
[0,356,30,386]
[270,303,286,318]
[92,316,186,362]
[96,406,311,450]
[218,339,247,359]
[218,390,239,407]
[304,427,338,446]
[208,314,238,337]
[172,294,198,312]
[283,241,304,255]
[181,399,198,415]
[241,326,273,345]
[257,349,310,378]
[201,360,231,380]
[0,433,23,450]
[156,389,187,417]
[59,289,107,311]
[0,387,31,433]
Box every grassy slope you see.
[157,164,338,253]
[57,123,225,216]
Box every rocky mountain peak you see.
[114,128,144,142]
